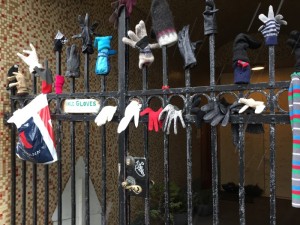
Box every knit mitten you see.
[232,33,261,84]
[94,36,116,75]
[55,75,64,94]
[151,0,178,47]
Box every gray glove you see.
[66,44,80,78]
[158,104,186,135]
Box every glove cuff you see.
[233,61,251,84]
[42,80,52,94]
[136,36,149,50]
[265,36,278,46]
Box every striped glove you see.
[258,5,287,46]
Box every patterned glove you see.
[159,104,186,135]
[117,99,142,133]
[140,107,163,132]
[258,5,287,46]
[122,20,160,69]
[95,106,117,126]
[17,43,42,74]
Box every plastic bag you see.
[8,94,57,164]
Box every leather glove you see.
[66,44,80,78]
[34,59,53,94]
[7,72,29,96]
[17,43,42,74]
[190,97,206,128]
[95,106,117,126]
[258,5,287,46]
[122,20,160,69]
[72,13,99,54]
[53,30,68,52]
[140,107,163,132]
[109,0,137,28]
[201,99,230,126]
[94,36,117,75]
[238,98,265,114]
[117,99,142,133]
[158,104,186,135]
[287,30,300,72]
[203,0,218,36]
[178,25,202,69]
[55,75,64,94]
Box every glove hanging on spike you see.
[203,0,218,35]
[53,30,68,52]
[72,13,99,54]
[151,0,178,47]
[178,25,202,69]
[232,33,261,84]
[34,59,53,94]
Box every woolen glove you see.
[117,99,142,133]
[17,43,42,74]
[151,0,178,47]
[95,106,117,126]
[238,98,265,114]
[55,75,64,94]
[140,107,163,132]
[190,97,206,128]
[6,64,19,91]
[287,30,300,72]
[123,20,160,69]
[233,33,261,84]
[258,5,287,46]
[66,44,80,78]
[72,13,99,54]
[178,25,202,69]
[94,36,117,75]
[34,59,53,94]
[53,30,68,52]
[109,0,137,28]
[7,72,29,96]
[158,104,186,135]
[203,0,218,35]
[201,99,230,126]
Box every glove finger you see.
[149,118,154,131]
[173,118,177,135]
[267,5,274,19]
[167,118,173,135]
[138,20,147,37]
[128,30,139,42]
[153,119,159,132]
[221,111,230,127]
[211,114,224,126]
[201,102,215,111]
[134,109,140,128]
[117,116,132,133]
[149,43,160,49]
[29,43,36,52]
[255,105,265,114]
[239,105,249,113]
[140,107,151,116]
[258,14,268,23]
[178,113,186,128]
[17,53,27,63]
[107,107,117,122]
[122,37,136,48]
[22,50,33,55]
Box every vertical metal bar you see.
[142,67,150,225]
[10,100,16,225]
[100,77,107,225]
[269,46,276,225]
[238,123,246,225]
[118,6,128,225]
[70,76,76,225]
[32,72,37,225]
[162,46,170,225]
[44,165,49,225]
[84,53,90,225]
[56,50,63,225]
[209,34,219,225]
[185,69,193,224]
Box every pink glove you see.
[55,75,65,94]
[140,107,163,132]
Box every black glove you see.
[203,0,218,36]
[190,96,206,128]
[53,30,68,52]
[72,13,99,54]
[66,44,80,78]
[6,64,18,91]
[178,25,202,69]
[287,30,300,72]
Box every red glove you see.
[55,75,65,94]
[140,107,163,132]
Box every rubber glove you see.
[140,107,163,132]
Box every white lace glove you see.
[238,98,266,114]
[17,43,42,73]
[158,104,186,135]
[94,106,117,126]
[117,100,142,133]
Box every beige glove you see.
[7,72,29,96]
[238,98,265,114]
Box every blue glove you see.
[258,5,287,46]
[94,36,117,75]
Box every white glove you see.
[158,104,186,135]
[117,100,142,133]
[94,106,117,126]
[238,98,266,114]
[17,43,43,73]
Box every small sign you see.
[62,99,100,114]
